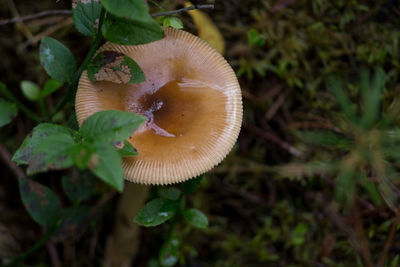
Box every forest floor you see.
[1,0,400,266]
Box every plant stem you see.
[167,194,184,239]
[39,98,48,117]
[0,83,40,123]
[47,8,106,121]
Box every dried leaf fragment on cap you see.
[87,50,145,84]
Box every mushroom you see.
[76,27,242,266]
[76,27,242,185]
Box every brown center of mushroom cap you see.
[128,79,226,139]
[91,77,227,160]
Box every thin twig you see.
[245,124,301,157]
[0,10,72,25]
[5,0,33,41]
[151,4,214,17]
[46,242,61,267]
[0,5,214,25]
[25,17,73,45]
[378,210,400,267]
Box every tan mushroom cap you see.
[76,27,242,185]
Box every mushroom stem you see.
[105,183,150,267]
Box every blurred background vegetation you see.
[2,0,400,266]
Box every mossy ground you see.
[1,0,400,266]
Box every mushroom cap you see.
[76,27,242,185]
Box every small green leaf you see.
[102,15,163,45]
[101,0,152,22]
[325,74,357,123]
[183,208,208,229]
[335,166,355,205]
[248,29,266,47]
[159,236,180,267]
[40,37,76,83]
[87,50,145,84]
[27,133,76,175]
[118,141,138,157]
[41,79,63,97]
[377,175,398,212]
[20,80,40,101]
[89,142,124,192]
[292,223,308,246]
[134,198,178,227]
[359,172,382,206]
[0,98,17,127]
[360,67,385,128]
[62,172,95,202]
[163,17,183,29]
[80,110,145,144]
[72,0,102,36]
[181,176,203,194]
[18,177,63,226]
[13,123,75,165]
[158,187,182,201]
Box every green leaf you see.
[87,50,145,84]
[13,123,75,165]
[39,37,77,83]
[163,17,183,29]
[62,172,95,202]
[72,0,102,36]
[18,177,63,226]
[297,131,352,149]
[89,142,124,192]
[0,98,17,127]
[158,187,182,201]
[325,74,357,123]
[69,143,95,169]
[27,133,76,175]
[377,175,398,212]
[20,80,40,101]
[118,141,138,157]
[359,172,382,206]
[159,236,180,267]
[41,79,63,97]
[102,15,163,45]
[335,166,355,205]
[181,176,203,194]
[183,208,208,229]
[134,198,178,227]
[292,222,308,246]
[360,67,385,129]
[80,110,145,144]
[248,28,266,47]
[101,0,152,22]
